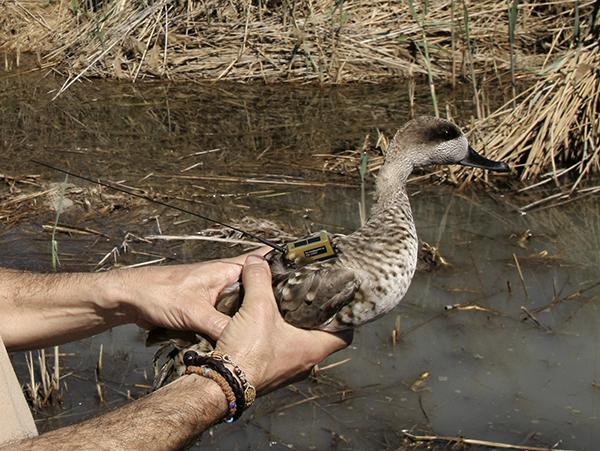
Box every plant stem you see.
[408,0,439,117]
[509,0,518,108]
[462,0,481,119]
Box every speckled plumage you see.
[149,116,510,387]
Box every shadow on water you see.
[1,68,599,450]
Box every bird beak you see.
[460,146,510,172]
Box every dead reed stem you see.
[24,348,62,409]
[322,39,599,184]
[467,42,599,183]
[403,430,575,451]
[95,344,106,403]
[1,0,594,86]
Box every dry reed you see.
[1,1,597,184]
[24,348,62,409]
[467,41,599,184]
[1,0,594,87]
[322,41,598,184]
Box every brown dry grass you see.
[0,0,598,183]
[0,0,594,85]
[320,42,599,185]
[468,42,599,184]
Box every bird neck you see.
[350,181,414,241]
[337,184,416,277]
[373,158,412,213]
[374,145,418,197]
[371,183,411,218]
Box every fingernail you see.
[246,254,265,264]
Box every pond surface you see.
[1,66,599,450]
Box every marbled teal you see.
[150,116,510,386]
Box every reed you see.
[50,175,68,271]
[450,0,457,88]
[407,70,416,118]
[358,145,369,226]
[23,175,70,409]
[508,0,518,107]
[407,0,439,117]
[466,41,599,184]
[24,347,62,409]
[461,0,481,120]
[0,1,597,184]
[1,0,593,86]
[24,351,40,409]
[95,344,106,403]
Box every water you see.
[1,67,599,450]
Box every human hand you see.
[215,255,352,394]
[114,250,267,341]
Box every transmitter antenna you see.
[31,159,286,253]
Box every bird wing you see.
[275,261,361,330]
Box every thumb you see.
[197,309,231,341]
[224,246,272,266]
[241,254,276,311]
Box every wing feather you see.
[275,262,360,329]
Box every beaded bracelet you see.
[203,358,246,421]
[207,351,256,408]
[183,351,247,422]
[185,365,238,421]
[184,352,245,415]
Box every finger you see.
[209,261,243,288]
[309,329,352,359]
[199,309,231,341]
[224,246,272,266]
[206,248,271,289]
[241,254,277,310]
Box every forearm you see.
[4,375,227,451]
[0,268,132,351]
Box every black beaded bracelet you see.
[208,352,256,408]
[183,351,246,422]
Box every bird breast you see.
[321,203,419,330]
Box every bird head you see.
[387,116,510,172]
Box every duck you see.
[149,116,510,387]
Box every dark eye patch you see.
[420,121,462,143]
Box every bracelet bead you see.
[183,350,254,423]
[185,365,238,421]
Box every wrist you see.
[170,371,230,430]
[216,349,266,393]
[92,269,138,327]
[183,351,257,421]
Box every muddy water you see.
[2,68,600,450]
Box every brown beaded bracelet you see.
[208,351,256,408]
[185,365,238,421]
[183,351,248,422]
